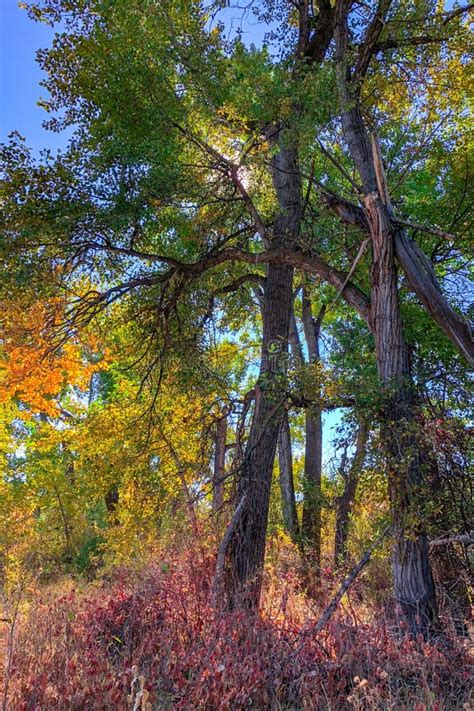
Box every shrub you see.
[7,551,472,710]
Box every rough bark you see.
[224,134,301,609]
[334,420,368,566]
[335,4,439,636]
[300,289,324,582]
[321,193,473,365]
[367,190,439,638]
[278,411,300,543]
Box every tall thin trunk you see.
[278,410,300,543]
[301,289,325,580]
[335,5,438,636]
[224,134,301,609]
[212,410,227,514]
[226,262,294,608]
[334,421,368,566]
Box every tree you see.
[1,0,472,632]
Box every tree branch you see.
[429,533,474,547]
[374,35,446,52]
[312,525,390,632]
[304,0,335,64]
[354,0,393,81]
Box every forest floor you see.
[2,543,473,710]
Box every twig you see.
[326,237,371,313]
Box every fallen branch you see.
[429,533,474,548]
[283,526,391,663]
[313,526,391,633]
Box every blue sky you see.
[0,0,266,154]
[0,0,70,152]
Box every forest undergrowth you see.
[4,537,472,711]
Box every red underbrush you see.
[7,550,472,710]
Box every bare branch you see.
[442,3,474,24]
[211,494,247,608]
[394,218,457,242]
[327,237,370,313]
[217,273,266,295]
[430,533,474,547]
[317,139,363,194]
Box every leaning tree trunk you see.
[278,410,300,543]
[224,135,302,609]
[334,420,368,566]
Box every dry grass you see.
[4,546,473,710]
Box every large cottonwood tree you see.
[1,0,472,634]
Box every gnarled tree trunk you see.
[366,191,438,637]
[335,4,438,636]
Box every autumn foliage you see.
[1,0,473,707]
[0,296,103,417]
[8,549,472,710]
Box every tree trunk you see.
[366,190,438,637]
[301,414,323,580]
[300,288,324,583]
[334,420,368,566]
[224,134,301,609]
[278,411,300,543]
[105,485,119,518]
[334,10,438,634]
[212,410,227,514]
[226,261,294,608]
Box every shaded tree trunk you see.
[278,410,300,543]
[105,485,119,515]
[334,420,368,566]
[212,410,227,514]
[300,289,325,583]
[225,134,301,609]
